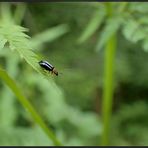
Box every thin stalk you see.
[100,2,127,145]
[101,33,117,145]
[0,67,62,146]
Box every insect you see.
[38,60,58,76]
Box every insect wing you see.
[39,60,54,71]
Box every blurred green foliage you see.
[0,2,148,146]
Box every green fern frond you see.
[0,5,62,145]
[95,16,122,51]
[0,22,47,77]
[122,18,145,43]
[77,7,106,44]
[0,35,7,50]
[31,24,69,49]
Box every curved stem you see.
[0,67,62,146]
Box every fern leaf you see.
[77,8,106,44]
[13,3,27,25]
[31,24,69,49]
[0,35,7,50]
[95,16,122,51]
[131,28,146,43]
[129,3,148,14]
[122,18,147,43]
[0,23,48,77]
[122,19,139,42]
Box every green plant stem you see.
[0,67,62,146]
[100,2,127,145]
[101,33,116,145]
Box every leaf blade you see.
[0,35,7,50]
[31,24,69,49]
[95,16,122,51]
[77,8,106,44]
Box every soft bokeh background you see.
[0,2,148,146]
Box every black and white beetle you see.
[39,60,58,76]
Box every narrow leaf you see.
[0,35,7,50]
[14,3,27,25]
[122,18,146,43]
[122,19,138,41]
[31,24,69,49]
[96,16,122,51]
[131,28,146,43]
[1,3,13,23]
[77,8,106,44]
